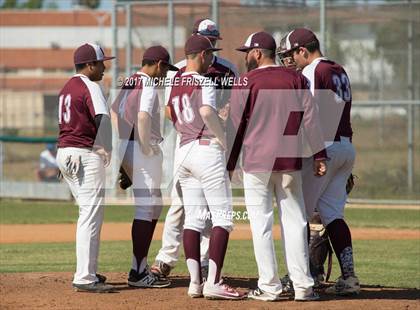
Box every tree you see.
[20,0,43,9]
[78,0,100,9]
[1,0,43,9]
[1,0,17,8]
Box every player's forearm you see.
[94,114,112,152]
[200,106,226,147]
[110,110,119,134]
[137,111,152,149]
[302,95,327,159]
[165,106,172,121]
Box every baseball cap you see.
[277,35,289,55]
[143,45,178,71]
[192,18,222,40]
[184,34,222,56]
[280,28,319,54]
[236,31,276,52]
[74,43,115,65]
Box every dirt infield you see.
[0,272,418,310]
[0,222,419,243]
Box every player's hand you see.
[218,103,230,122]
[95,148,111,167]
[313,159,327,177]
[151,145,161,155]
[65,155,81,175]
[229,169,243,185]
[212,137,227,151]
[142,144,156,157]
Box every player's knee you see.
[152,204,163,220]
[134,206,153,221]
[184,216,206,233]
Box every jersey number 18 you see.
[172,94,195,125]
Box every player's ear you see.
[157,60,163,74]
[200,50,206,62]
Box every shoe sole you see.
[247,296,280,302]
[335,290,360,296]
[73,287,114,293]
[204,294,245,300]
[325,288,360,296]
[294,297,320,302]
[128,281,171,288]
[188,293,203,298]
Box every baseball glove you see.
[346,173,356,194]
[118,167,132,190]
[309,213,333,283]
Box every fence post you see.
[407,0,414,193]
[125,3,132,78]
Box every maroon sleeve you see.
[226,80,251,171]
[299,75,327,160]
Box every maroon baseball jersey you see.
[165,56,238,107]
[111,73,139,140]
[227,66,327,173]
[167,71,217,146]
[122,72,163,143]
[58,74,109,149]
[302,57,353,140]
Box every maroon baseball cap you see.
[192,18,222,40]
[236,31,276,52]
[184,34,222,56]
[281,28,319,54]
[143,45,178,71]
[74,43,115,65]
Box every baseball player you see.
[283,28,360,295]
[151,18,238,279]
[167,34,243,300]
[111,46,178,288]
[277,36,297,69]
[56,43,114,293]
[228,32,327,301]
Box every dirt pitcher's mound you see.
[1,272,419,310]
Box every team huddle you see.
[57,18,360,301]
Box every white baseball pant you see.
[120,140,163,221]
[243,170,314,296]
[302,137,355,225]
[177,139,233,233]
[155,136,210,267]
[120,140,164,271]
[56,147,105,285]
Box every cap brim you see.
[208,47,222,52]
[206,35,223,40]
[167,63,179,71]
[102,56,115,61]
[236,46,252,52]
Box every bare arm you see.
[200,105,227,150]
[110,110,119,133]
[137,111,154,156]
[165,105,172,121]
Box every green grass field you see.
[1,199,419,229]
[1,199,419,289]
[1,240,419,289]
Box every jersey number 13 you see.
[58,94,72,124]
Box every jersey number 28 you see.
[58,94,71,124]
[172,94,195,125]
